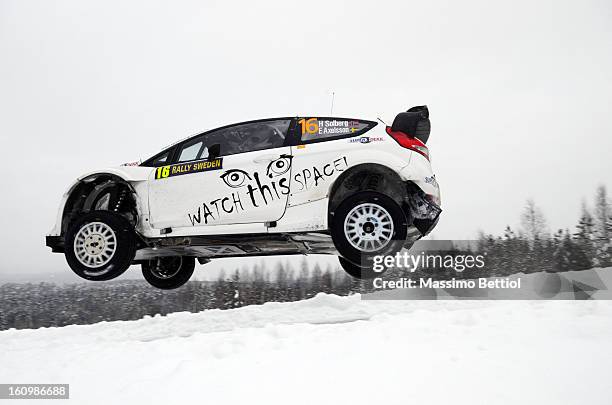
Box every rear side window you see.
[212,119,290,156]
[298,117,376,143]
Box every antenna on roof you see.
[330,91,335,115]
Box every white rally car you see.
[46,106,441,288]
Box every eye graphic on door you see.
[220,169,252,188]
[266,155,292,178]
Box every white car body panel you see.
[148,147,291,231]
[274,198,328,233]
[398,151,441,204]
[49,192,71,237]
[287,129,412,207]
[48,119,440,241]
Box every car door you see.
[148,119,294,232]
[288,117,377,206]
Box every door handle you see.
[252,154,278,164]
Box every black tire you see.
[338,256,387,279]
[65,210,136,281]
[331,191,408,268]
[142,256,195,290]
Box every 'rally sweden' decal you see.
[155,158,223,180]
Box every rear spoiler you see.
[390,105,431,144]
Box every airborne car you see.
[46,107,441,289]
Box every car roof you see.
[144,115,375,165]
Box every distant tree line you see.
[474,185,611,275]
[0,259,374,331]
[1,185,610,331]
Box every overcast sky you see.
[1,0,611,281]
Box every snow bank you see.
[1,273,612,404]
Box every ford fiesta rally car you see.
[46,106,441,289]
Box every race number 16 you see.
[298,118,319,135]
[156,166,170,179]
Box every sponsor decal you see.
[155,158,223,180]
[121,160,141,166]
[348,136,384,144]
[424,174,439,188]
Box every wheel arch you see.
[60,172,140,236]
[328,163,410,223]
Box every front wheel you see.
[64,211,136,281]
[142,256,195,289]
[331,191,408,270]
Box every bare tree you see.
[520,199,548,241]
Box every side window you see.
[154,152,169,165]
[171,119,291,164]
[178,140,204,162]
[298,118,375,143]
[205,119,290,157]
[140,149,172,167]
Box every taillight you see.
[386,126,429,160]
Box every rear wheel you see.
[141,256,195,290]
[338,256,385,279]
[331,191,407,275]
[65,211,136,281]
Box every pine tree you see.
[532,235,553,273]
[574,202,596,264]
[593,185,612,267]
[501,226,518,274]
[251,261,264,283]
[311,263,323,294]
[296,257,311,299]
[320,267,333,293]
[272,262,290,302]
[553,230,591,272]
[229,270,244,308]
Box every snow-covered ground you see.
[2,272,612,404]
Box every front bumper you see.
[46,235,65,253]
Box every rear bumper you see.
[46,235,64,253]
[398,152,440,205]
[413,211,440,236]
[404,181,442,237]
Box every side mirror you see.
[207,143,221,160]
